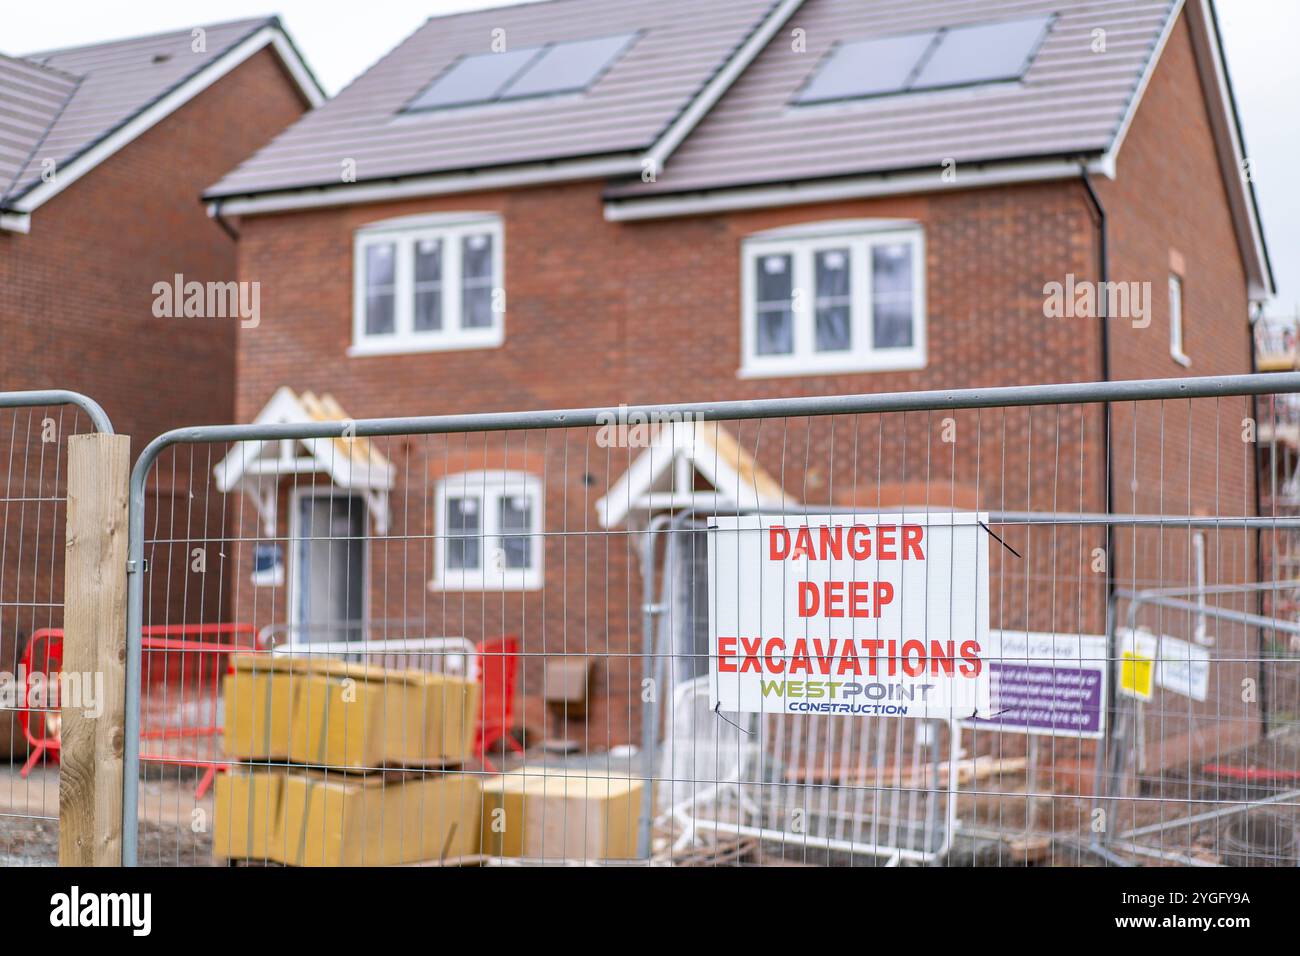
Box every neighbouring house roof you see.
[0,55,81,208]
[214,387,395,535]
[597,421,796,528]
[203,0,799,205]
[0,16,323,231]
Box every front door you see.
[293,492,366,643]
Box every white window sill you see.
[738,352,927,379]
[349,333,504,358]
[428,574,542,593]
[1171,350,1192,368]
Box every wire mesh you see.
[0,395,109,866]
[116,377,1300,866]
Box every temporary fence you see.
[9,376,1300,867]
[99,371,1300,867]
[0,390,113,866]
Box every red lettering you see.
[765,638,786,674]
[798,581,820,617]
[902,639,926,677]
[959,640,983,677]
[847,525,871,560]
[874,580,894,613]
[824,581,844,617]
[739,637,763,673]
[903,524,924,560]
[929,640,955,676]
[769,526,790,560]
[862,639,882,676]
[792,526,814,560]
[877,525,897,560]
[838,640,862,676]
[818,526,842,561]
[718,637,737,673]
[811,639,837,675]
[849,580,871,617]
[789,639,812,675]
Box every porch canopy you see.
[212,387,395,534]
[596,420,794,529]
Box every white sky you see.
[6,0,1297,319]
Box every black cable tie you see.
[978,521,1021,559]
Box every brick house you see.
[0,18,321,754]
[200,0,1273,762]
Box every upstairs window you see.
[433,471,543,591]
[741,224,926,377]
[353,214,504,355]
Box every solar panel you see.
[796,31,938,104]
[911,15,1053,91]
[407,47,540,110]
[501,33,637,100]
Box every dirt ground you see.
[3,733,1297,867]
[0,764,215,866]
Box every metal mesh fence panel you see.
[118,374,1300,866]
[0,391,111,866]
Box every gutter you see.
[1079,167,1119,781]
[604,154,1112,222]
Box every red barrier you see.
[18,623,258,798]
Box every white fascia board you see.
[0,211,31,233]
[603,157,1108,222]
[1186,0,1273,301]
[643,0,807,173]
[209,155,643,216]
[10,25,322,217]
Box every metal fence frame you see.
[121,371,1300,866]
[0,389,113,866]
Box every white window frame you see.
[351,212,505,356]
[1169,273,1190,367]
[740,222,926,378]
[432,470,543,591]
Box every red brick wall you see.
[216,9,1259,761]
[0,47,309,755]
[1095,12,1260,765]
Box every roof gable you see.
[0,17,323,229]
[597,421,795,528]
[609,0,1179,201]
[0,54,80,205]
[204,0,802,206]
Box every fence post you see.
[59,433,130,866]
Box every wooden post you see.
[59,433,130,866]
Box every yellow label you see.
[1119,651,1154,700]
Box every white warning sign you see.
[708,513,991,719]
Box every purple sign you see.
[965,632,1107,739]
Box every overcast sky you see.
[7,0,1297,319]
